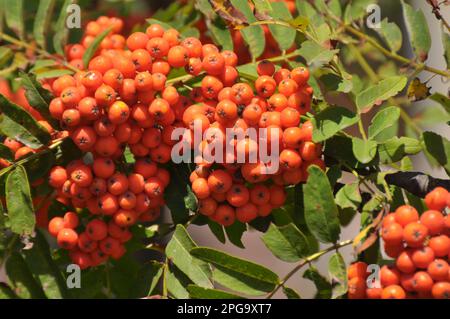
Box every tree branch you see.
[385,171,450,198]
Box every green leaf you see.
[195,0,214,18]
[6,252,46,298]
[19,71,58,128]
[283,286,301,299]
[0,94,51,148]
[166,225,213,288]
[0,284,18,299]
[319,73,353,93]
[356,76,407,112]
[34,0,56,49]
[253,0,273,15]
[30,59,74,79]
[422,131,450,176]
[368,106,400,142]
[401,0,431,61]
[69,268,105,298]
[187,285,244,299]
[6,165,35,235]
[224,221,246,248]
[303,166,340,243]
[328,252,348,299]
[146,18,174,31]
[128,262,163,298]
[352,138,377,164]
[0,47,14,68]
[303,267,332,299]
[191,247,279,296]
[152,1,182,21]
[429,93,450,113]
[378,136,422,164]
[268,2,295,50]
[375,18,402,52]
[5,0,24,38]
[261,223,309,262]
[335,182,361,210]
[164,164,190,224]
[298,40,338,67]
[344,0,373,23]
[312,106,359,142]
[443,32,450,68]
[52,0,72,55]
[208,220,226,244]
[236,63,258,81]
[209,17,234,51]
[0,144,13,161]
[22,230,69,298]
[230,0,265,59]
[166,265,190,299]
[82,27,112,68]
[184,185,198,212]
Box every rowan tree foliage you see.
[0,0,449,299]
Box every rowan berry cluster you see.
[47,157,165,269]
[348,187,450,299]
[184,59,323,226]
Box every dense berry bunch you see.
[348,187,450,299]
[5,11,324,268]
[47,158,164,269]
[184,59,323,226]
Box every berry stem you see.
[0,137,67,178]
[266,239,353,299]
[0,31,80,73]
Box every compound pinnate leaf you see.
[267,2,296,50]
[335,182,361,210]
[352,138,377,164]
[423,131,450,176]
[304,166,340,243]
[209,17,234,51]
[187,285,244,299]
[303,267,332,299]
[6,165,35,236]
[5,0,24,39]
[190,247,279,296]
[355,76,407,112]
[22,230,69,298]
[6,252,46,299]
[19,71,58,129]
[82,27,112,68]
[166,225,213,288]
[261,223,309,262]
[401,0,431,61]
[328,252,347,299]
[298,40,338,67]
[376,18,402,53]
[52,0,72,55]
[225,220,246,248]
[282,286,301,299]
[33,0,56,49]
[0,94,51,148]
[312,106,359,143]
[378,136,421,164]
[368,106,400,142]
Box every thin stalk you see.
[0,137,66,178]
[342,25,450,78]
[266,239,353,298]
[0,32,80,73]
